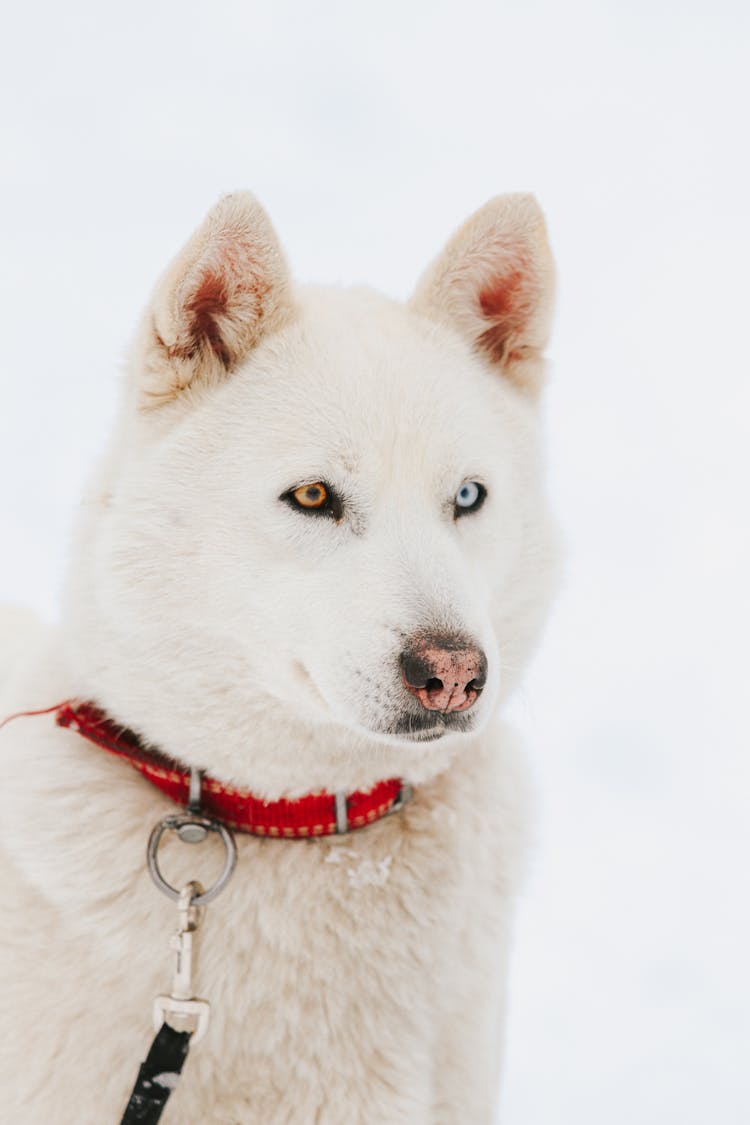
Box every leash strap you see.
[120,1023,192,1124]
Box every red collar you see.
[55,701,411,837]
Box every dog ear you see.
[411,194,554,394]
[137,192,293,406]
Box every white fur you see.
[0,191,556,1123]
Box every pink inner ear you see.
[168,230,273,370]
[477,267,531,365]
[185,272,232,365]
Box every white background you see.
[1,2,748,1121]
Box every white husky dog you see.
[0,192,555,1124]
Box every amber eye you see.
[293,482,328,509]
[282,480,343,521]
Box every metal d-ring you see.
[147,813,237,906]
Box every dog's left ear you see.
[137,192,293,406]
[411,194,555,394]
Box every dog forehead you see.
[228,286,508,452]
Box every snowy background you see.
[1,1,748,1121]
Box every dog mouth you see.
[380,708,477,743]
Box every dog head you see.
[65,193,557,793]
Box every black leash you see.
[120,1024,192,1124]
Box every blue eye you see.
[454,480,486,517]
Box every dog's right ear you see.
[136,193,293,407]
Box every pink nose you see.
[400,638,487,714]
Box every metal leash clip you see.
[153,882,211,1043]
[146,768,238,1043]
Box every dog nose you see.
[400,637,487,714]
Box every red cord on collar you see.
[54,701,408,837]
